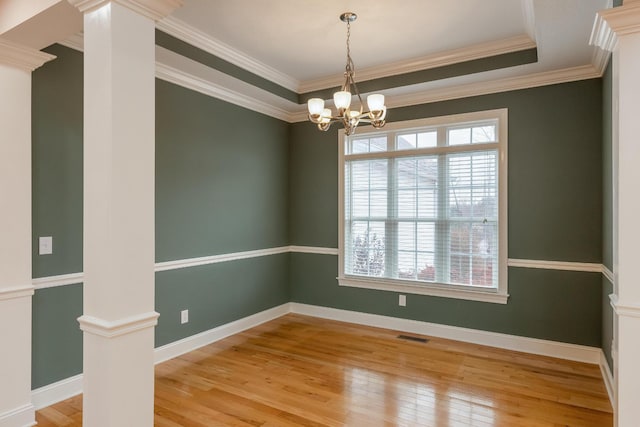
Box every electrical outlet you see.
[399,294,406,307]
[180,309,189,324]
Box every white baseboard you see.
[290,303,602,364]
[154,303,290,364]
[600,350,615,407]
[0,403,35,427]
[31,374,83,410]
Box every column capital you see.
[0,39,56,72]
[591,2,640,52]
[68,0,182,21]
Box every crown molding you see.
[388,64,601,108]
[69,0,182,21]
[156,61,292,122]
[58,32,84,52]
[291,64,602,123]
[591,1,640,53]
[298,35,537,93]
[156,16,299,92]
[591,45,612,75]
[0,39,56,72]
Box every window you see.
[338,110,508,303]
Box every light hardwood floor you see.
[36,314,612,426]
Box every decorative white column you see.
[592,2,640,426]
[68,1,180,425]
[0,39,54,427]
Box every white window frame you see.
[338,109,509,304]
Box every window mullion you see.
[436,126,448,284]
[386,132,397,279]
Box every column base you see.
[80,312,158,427]
[0,403,35,427]
[0,289,35,427]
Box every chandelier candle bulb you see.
[334,91,352,110]
[308,98,325,116]
[367,94,385,112]
[321,108,332,123]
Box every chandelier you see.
[307,12,387,136]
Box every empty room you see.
[1,0,639,426]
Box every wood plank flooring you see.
[36,313,612,426]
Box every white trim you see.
[0,39,56,72]
[603,265,615,284]
[290,302,602,364]
[31,374,83,410]
[155,61,292,123]
[0,285,34,301]
[591,10,619,53]
[58,32,84,52]
[387,65,600,111]
[591,46,612,76]
[600,349,615,407]
[289,246,339,256]
[154,303,290,364]
[156,16,299,92]
[53,36,601,123]
[78,312,159,338]
[155,246,290,272]
[338,110,509,305]
[298,35,536,93]
[291,65,602,123]
[507,258,603,272]
[68,0,182,21]
[338,277,509,304]
[0,403,35,427]
[28,249,614,290]
[611,295,640,318]
[32,272,83,289]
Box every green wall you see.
[154,78,290,345]
[289,79,604,346]
[32,44,83,279]
[31,45,290,388]
[31,42,610,390]
[31,45,84,389]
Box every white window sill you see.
[338,276,509,304]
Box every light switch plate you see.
[39,236,53,255]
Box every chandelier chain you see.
[346,19,353,74]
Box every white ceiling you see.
[0,0,612,121]
[168,0,610,89]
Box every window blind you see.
[343,119,500,290]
